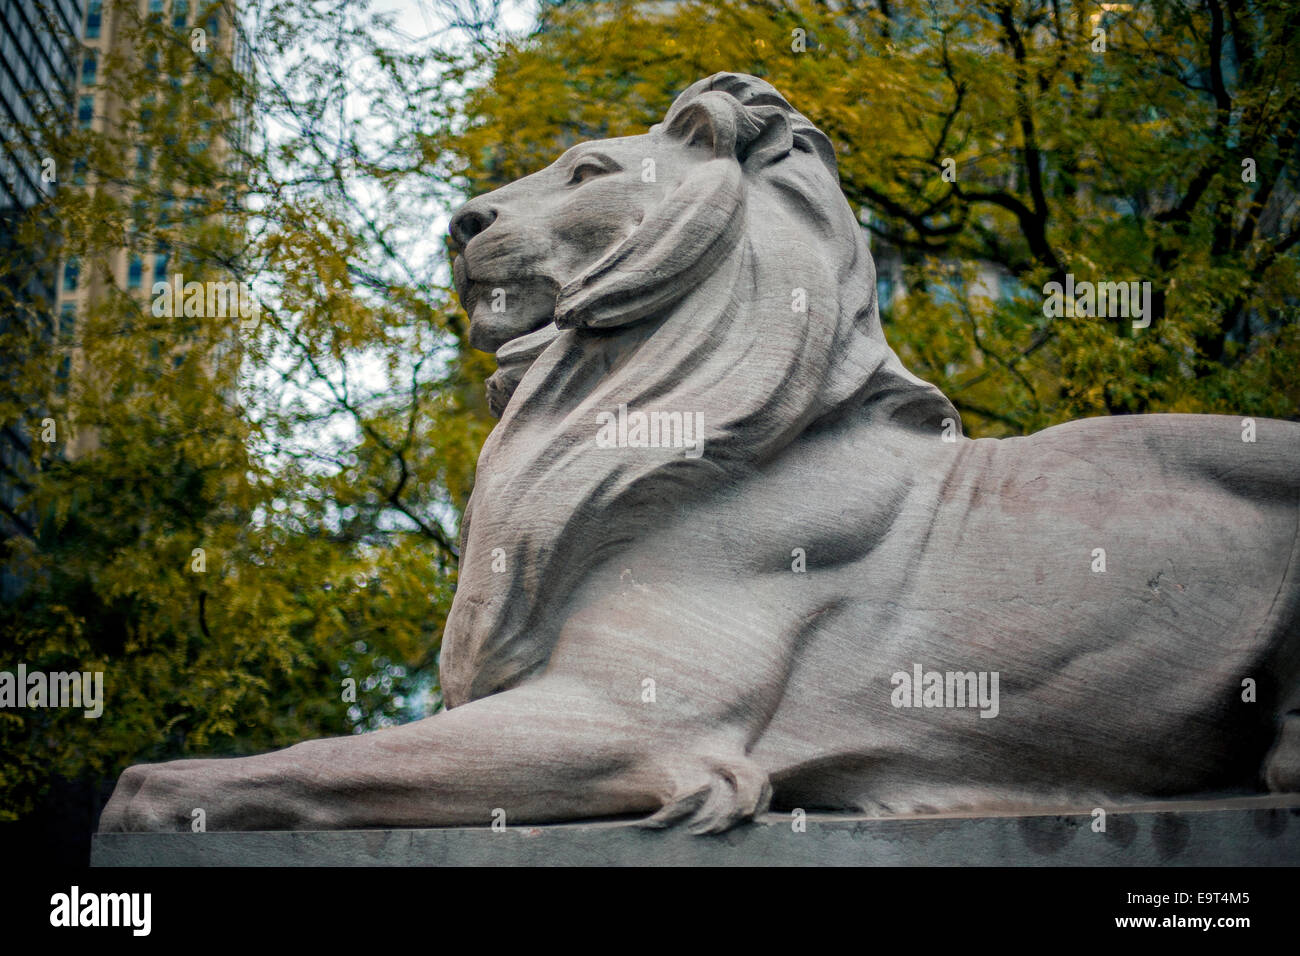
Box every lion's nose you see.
[449,201,498,250]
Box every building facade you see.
[0,0,85,587]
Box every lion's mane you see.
[441,73,957,707]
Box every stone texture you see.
[99,73,1300,838]
[93,799,1300,867]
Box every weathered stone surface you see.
[93,799,1300,866]
[99,73,1300,838]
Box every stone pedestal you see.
[92,796,1300,866]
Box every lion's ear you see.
[665,91,753,159]
[665,91,794,169]
[554,156,745,331]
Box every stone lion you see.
[101,73,1300,835]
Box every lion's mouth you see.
[453,254,566,416]
[454,256,560,355]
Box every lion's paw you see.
[99,763,192,832]
[641,754,772,835]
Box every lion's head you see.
[441,73,957,707]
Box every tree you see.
[0,0,490,826]
[434,0,1300,435]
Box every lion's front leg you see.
[98,677,763,833]
[99,756,324,832]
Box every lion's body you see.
[101,74,1300,836]
[546,411,1300,816]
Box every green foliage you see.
[437,0,1300,435]
[0,0,487,820]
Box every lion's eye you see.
[568,161,611,185]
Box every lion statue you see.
[102,73,1299,835]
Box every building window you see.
[78,95,94,128]
[929,270,966,308]
[86,1,102,39]
[877,273,896,312]
[63,259,79,292]
[998,273,1029,303]
[149,0,165,14]
[173,0,189,28]
[59,302,77,339]
[81,52,97,86]
[128,256,144,289]
[153,252,169,285]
